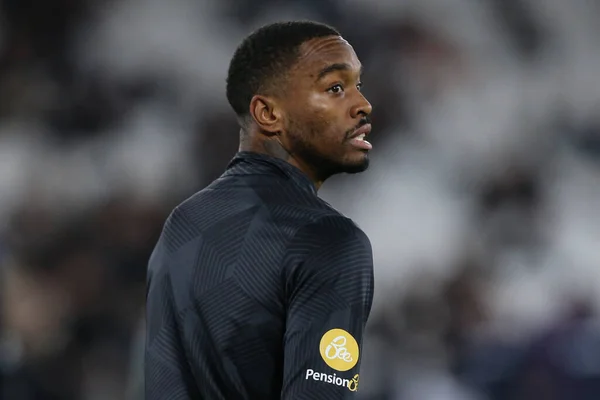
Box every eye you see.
[327,84,344,94]
[356,82,363,91]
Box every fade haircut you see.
[226,21,340,120]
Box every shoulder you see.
[303,214,366,239]
[283,215,374,301]
[287,214,371,259]
[161,181,261,246]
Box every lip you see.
[349,123,372,139]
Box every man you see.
[146,21,374,399]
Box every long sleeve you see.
[281,218,374,399]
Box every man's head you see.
[226,21,373,186]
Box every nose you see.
[350,91,372,119]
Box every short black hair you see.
[226,21,340,119]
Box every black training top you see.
[145,152,374,399]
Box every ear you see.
[249,94,284,136]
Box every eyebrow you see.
[316,63,363,81]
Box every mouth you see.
[349,123,372,140]
[348,124,372,151]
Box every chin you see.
[309,151,369,179]
[342,155,369,174]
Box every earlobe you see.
[250,95,281,135]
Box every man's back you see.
[146,153,374,399]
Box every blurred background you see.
[1,0,600,399]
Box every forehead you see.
[293,36,361,77]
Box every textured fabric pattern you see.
[146,152,374,399]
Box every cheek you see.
[288,93,345,144]
[291,110,329,138]
[308,97,342,134]
[305,92,341,120]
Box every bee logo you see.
[319,329,359,371]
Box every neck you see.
[239,133,324,191]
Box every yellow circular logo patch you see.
[319,328,359,371]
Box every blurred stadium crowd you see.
[1,0,600,399]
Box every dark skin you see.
[239,35,373,190]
